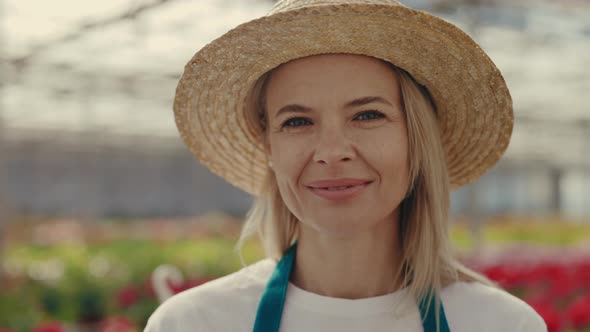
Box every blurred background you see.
[0,0,589,331]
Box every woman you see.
[145,0,547,331]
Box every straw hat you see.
[174,0,513,195]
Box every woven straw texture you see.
[174,0,513,195]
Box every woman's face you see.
[264,54,410,237]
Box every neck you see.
[289,214,404,299]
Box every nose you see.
[312,125,355,165]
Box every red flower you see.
[32,321,67,332]
[117,286,140,309]
[565,295,590,328]
[170,277,211,294]
[482,264,526,289]
[527,300,562,332]
[142,277,157,299]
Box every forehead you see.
[265,54,400,106]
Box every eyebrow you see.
[274,96,393,119]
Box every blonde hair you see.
[238,57,496,331]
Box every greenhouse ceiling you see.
[1,0,589,169]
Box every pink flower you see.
[32,321,67,332]
[99,316,137,332]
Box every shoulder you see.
[143,258,276,332]
[441,281,547,332]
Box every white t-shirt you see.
[144,258,547,332]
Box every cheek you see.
[359,127,408,159]
[362,130,409,187]
[384,142,410,196]
[271,138,307,178]
[269,136,309,217]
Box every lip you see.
[306,178,372,188]
[306,178,373,202]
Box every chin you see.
[305,214,377,235]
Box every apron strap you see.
[253,241,451,332]
[419,289,451,332]
[253,242,297,332]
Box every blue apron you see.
[253,241,451,332]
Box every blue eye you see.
[355,110,385,121]
[281,117,312,128]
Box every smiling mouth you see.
[307,181,373,201]
[321,185,357,190]
[307,179,373,189]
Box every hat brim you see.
[174,4,513,195]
